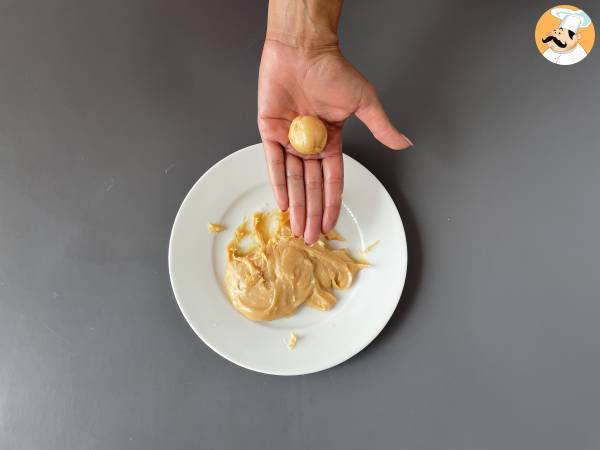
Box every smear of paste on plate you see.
[287,332,298,350]
[358,239,380,264]
[224,210,365,321]
[208,222,226,233]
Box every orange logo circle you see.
[534,5,595,65]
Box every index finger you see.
[322,153,343,233]
[262,140,289,211]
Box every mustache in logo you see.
[542,35,567,48]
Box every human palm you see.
[258,40,411,244]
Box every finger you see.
[258,117,292,144]
[303,159,323,245]
[355,83,413,150]
[263,140,289,211]
[285,153,305,237]
[322,153,343,233]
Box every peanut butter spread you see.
[224,210,365,321]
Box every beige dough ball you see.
[288,115,327,155]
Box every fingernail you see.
[304,228,318,245]
[321,217,332,234]
[402,134,414,147]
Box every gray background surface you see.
[1,0,599,449]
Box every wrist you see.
[266,0,342,49]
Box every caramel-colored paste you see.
[224,210,365,321]
[207,222,226,233]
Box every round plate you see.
[169,143,407,375]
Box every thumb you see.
[355,83,413,150]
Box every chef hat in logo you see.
[551,7,592,33]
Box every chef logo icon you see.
[535,5,595,65]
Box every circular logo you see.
[534,5,595,65]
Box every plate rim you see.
[168,143,407,376]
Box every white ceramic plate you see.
[169,143,407,375]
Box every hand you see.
[258,40,412,245]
